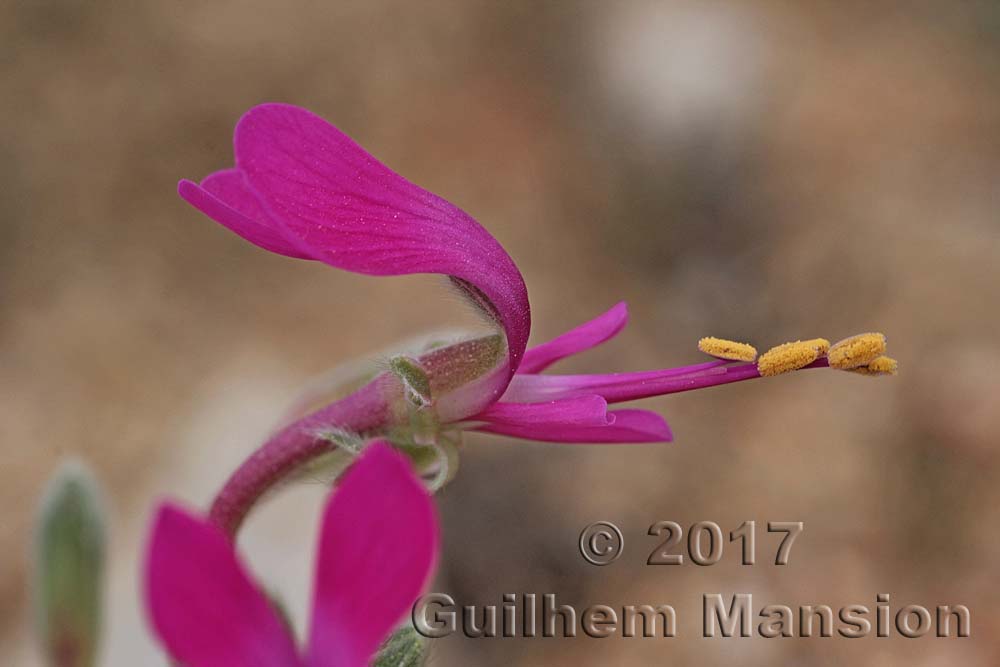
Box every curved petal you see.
[227,104,530,379]
[179,171,311,259]
[144,504,300,667]
[518,302,629,374]
[476,408,673,443]
[472,395,612,430]
[308,441,438,667]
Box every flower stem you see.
[208,376,392,538]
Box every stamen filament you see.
[503,357,830,404]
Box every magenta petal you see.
[307,441,438,667]
[476,408,672,443]
[518,302,629,374]
[472,395,612,429]
[593,409,673,442]
[144,504,300,667]
[230,104,530,376]
[178,172,311,259]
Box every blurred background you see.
[3,0,999,664]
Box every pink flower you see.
[144,441,438,667]
[180,104,893,534]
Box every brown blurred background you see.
[3,1,999,664]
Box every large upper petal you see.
[144,504,301,667]
[518,302,629,374]
[307,441,438,667]
[180,104,530,381]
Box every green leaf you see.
[374,624,427,667]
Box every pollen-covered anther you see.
[757,338,828,377]
[846,355,898,376]
[807,337,831,356]
[698,337,758,362]
[827,332,887,369]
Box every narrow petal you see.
[472,395,612,429]
[476,408,673,443]
[308,441,438,667]
[144,504,300,667]
[178,171,311,259]
[230,104,530,377]
[518,302,629,374]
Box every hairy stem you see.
[208,375,393,538]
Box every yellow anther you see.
[757,339,827,377]
[804,337,830,356]
[846,355,898,376]
[828,332,887,369]
[698,336,758,362]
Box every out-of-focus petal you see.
[230,104,530,378]
[473,395,612,429]
[476,408,673,443]
[518,302,629,374]
[503,360,732,404]
[307,441,438,667]
[144,504,300,667]
[178,171,311,259]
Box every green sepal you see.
[396,431,463,493]
[315,426,365,454]
[389,355,433,409]
[418,334,503,395]
[427,433,461,491]
[374,624,427,667]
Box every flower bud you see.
[34,460,106,667]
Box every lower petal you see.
[475,408,672,443]
[144,504,301,667]
[308,442,438,667]
[473,395,612,429]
